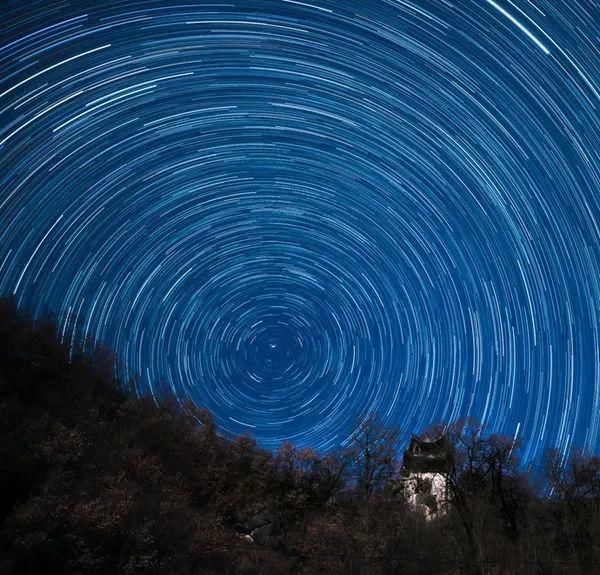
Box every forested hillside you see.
[0,297,599,574]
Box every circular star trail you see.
[0,0,598,460]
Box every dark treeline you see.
[0,297,599,575]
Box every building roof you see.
[402,434,453,475]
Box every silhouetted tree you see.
[348,414,399,503]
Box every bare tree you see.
[443,418,528,573]
[546,449,600,569]
[348,414,399,503]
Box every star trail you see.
[0,0,598,461]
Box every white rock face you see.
[403,472,447,519]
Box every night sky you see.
[0,0,598,462]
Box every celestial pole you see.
[0,0,598,462]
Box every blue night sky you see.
[0,0,598,462]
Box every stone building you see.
[401,434,452,518]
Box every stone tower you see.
[401,434,452,518]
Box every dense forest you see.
[0,296,599,575]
